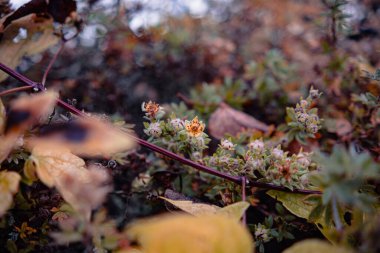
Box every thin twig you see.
[0,62,322,195]
[0,85,33,96]
[0,62,44,91]
[42,42,65,87]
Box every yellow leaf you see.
[127,214,254,253]
[0,91,58,163]
[160,196,221,216]
[30,145,86,187]
[217,201,250,221]
[0,170,21,216]
[27,116,135,157]
[283,239,353,253]
[0,14,59,82]
[160,197,250,221]
[30,145,111,218]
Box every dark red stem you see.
[242,176,247,224]
[0,62,322,195]
[0,85,33,96]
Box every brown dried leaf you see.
[0,170,21,216]
[0,14,59,82]
[1,0,77,30]
[208,103,269,139]
[326,118,353,137]
[27,116,136,157]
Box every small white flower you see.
[296,113,309,123]
[191,152,203,161]
[250,158,264,170]
[300,174,309,186]
[248,140,265,152]
[170,118,184,131]
[307,123,319,134]
[297,153,311,167]
[272,147,284,159]
[192,136,206,149]
[145,122,162,137]
[309,87,321,99]
[299,99,309,108]
[220,139,235,150]
[255,224,270,242]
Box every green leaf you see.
[267,190,337,243]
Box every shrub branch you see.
[0,62,321,195]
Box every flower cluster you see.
[284,87,322,143]
[142,101,210,156]
[204,138,315,190]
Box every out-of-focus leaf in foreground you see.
[0,170,20,216]
[28,145,111,219]
[27,116,136,157]
[0,14,59,82]
[0,91,58,162]
[126,214,254,253]
[283,239,353,253]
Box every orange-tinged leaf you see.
[127,214,254,253]
[0,91,58,163]
[0,170,21,216]
[30,145,111,218]
[208,103,268,139]
[30,145,86,187]
[27,116,135,157]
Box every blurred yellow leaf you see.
[160,196,220,216]
[27,116,135,157]
[0,14,59,82]
[0,91,58,163]
[30,145,111,218]
[0,170,21,216]
[283,239,353,253]
[127,214,254,253]
[160,197,249,221]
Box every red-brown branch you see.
[0,85,33,96]
[0,62,322,195]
